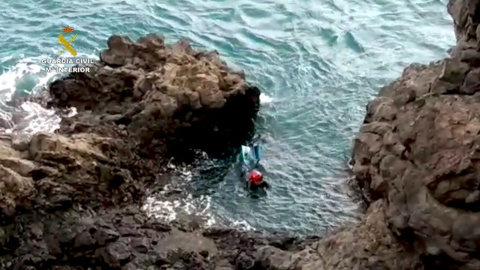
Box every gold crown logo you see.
[62,26,74,33]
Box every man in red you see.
[247,169,269,190]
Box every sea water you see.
[0,0,454,235]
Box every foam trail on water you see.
[0,53,97,134]
[0,59,42,99]
[142,155,255,231]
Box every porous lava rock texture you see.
[48,34,260,158]
[351,0,480,269]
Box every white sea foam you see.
[142,162,219,227]
[142,165,256,231]
[142,193,218,227]
[141,158,254,230]
[260,93,273,104]
[0,53,96,134]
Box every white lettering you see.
[41,58,74,64]
[45,66,90,73]
[42,58,96,65]
[75,59,94,64]
[45,67,69,73]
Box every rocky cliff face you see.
[350,0,480,269]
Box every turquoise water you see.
[0,0,454,234]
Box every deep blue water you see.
[0,0,454,234]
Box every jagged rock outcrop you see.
[48,34,260,158]
[350,0,480,269]
[0,131,161,217]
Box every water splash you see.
[0,53,95,134]
[260,93,273,104]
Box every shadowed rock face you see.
[351,0,480,268]
[48,34,260,159]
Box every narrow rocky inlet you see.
[0,0,479,269]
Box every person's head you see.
[249,170,263,184]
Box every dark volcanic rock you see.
[47,34,260,158]
[0,207,215,269]
[350,0,480,269]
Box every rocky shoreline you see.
[0,34,265,269]
[1,0,479,269]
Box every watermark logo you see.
[42,26,94,73]
[58,26,78,57]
